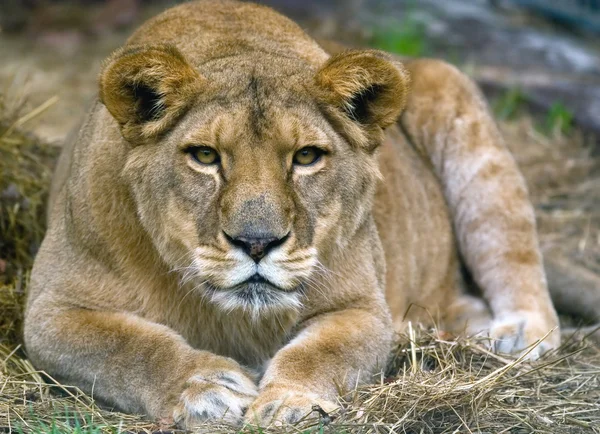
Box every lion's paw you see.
[245,387,337,427]
[173,370,258,428]
[489,312,560,359]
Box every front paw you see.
[490,311,560,359]
[173,368,258,428]
[245,386,337,427]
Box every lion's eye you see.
[293,147,324,166]
[188,146,220,165]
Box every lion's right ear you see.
[314,50,410,151]
[99,44,203,144]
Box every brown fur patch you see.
[504,249,540,266]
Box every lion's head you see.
[99,43,409,314]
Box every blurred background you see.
[1,0,599,143]
[0,0,600,142]
[1,0,600,318]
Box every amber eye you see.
[293,147,324,166]
[188,146,220,165]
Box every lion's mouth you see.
[214,273,291,293]
[245,273,278,287]
[204,274,304,312]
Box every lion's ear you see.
[99,44,203,144]
[315,50,410,149]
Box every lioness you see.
[25,0,561,428]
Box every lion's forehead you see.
[177,96,334,154]
[199,51,316,78]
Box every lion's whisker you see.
[303,276,333,305]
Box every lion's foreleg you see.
[245,306,392,426]
[24,303,257,427]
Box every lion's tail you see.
[544,253,600,343]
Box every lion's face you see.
[100,46,408,314]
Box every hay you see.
[2,331,599,433]
[0,94,59,347]
[502,119,600,278]
[348,330,600,433]
[1,95,599,433]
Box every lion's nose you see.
[224,233,288,263]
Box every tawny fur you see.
[25,0,561,428]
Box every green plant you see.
[493,88,527,120]
[15,407,116,434]
[370,17,428,57]
[544,102,574,135]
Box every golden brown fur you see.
[25,0,561,428]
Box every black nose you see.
[224,233,288,263]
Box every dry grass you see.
[2,329,599,433]
[502,120,600,277]
[1,96,600,433]
[0,94,59,348]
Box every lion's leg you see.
[399,59,559,357]
[444,294,493,337]
[24,300,257,427]
[245,305,392,426]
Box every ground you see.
[1,1,600,433]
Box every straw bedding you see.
[1,96,599,433]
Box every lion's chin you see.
[204,280,303,317]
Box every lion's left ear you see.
[315,50,410,149]
[99,44,203,144]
